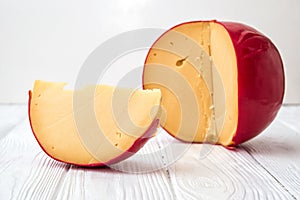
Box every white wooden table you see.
[0,104,299,200]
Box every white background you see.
[0,0,299,103]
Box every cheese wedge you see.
[29,80,161,166]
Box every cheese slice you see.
[143,21,238,146]
[29,80,161,166]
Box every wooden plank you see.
[0,114,71,200]
[0,105,27,140]
[276,105,300,133]
[164,143,293,199]
[1,105,300,200]
[0,106,174,200]
[70,131,176,200]
[69,166,174,200]
[0,105,72,199]
[243,120,300,199]
[160,106,299,200]
[160,106,300,200]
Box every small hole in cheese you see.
[176,57,188,67]
[116,131,122,138]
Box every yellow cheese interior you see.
[29,80,161,165]
[143,22,238,146]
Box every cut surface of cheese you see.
[29,80,161,166]
[143,21,238,146]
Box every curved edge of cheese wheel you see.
[28,91,159,167]
[217,21,285,145]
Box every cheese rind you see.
[218,22,284,145]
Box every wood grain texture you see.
[276,105,300,133]
[243,121,300,199]
[0,104,27,140]
[0,105,299,200]
[167,144,293,199]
